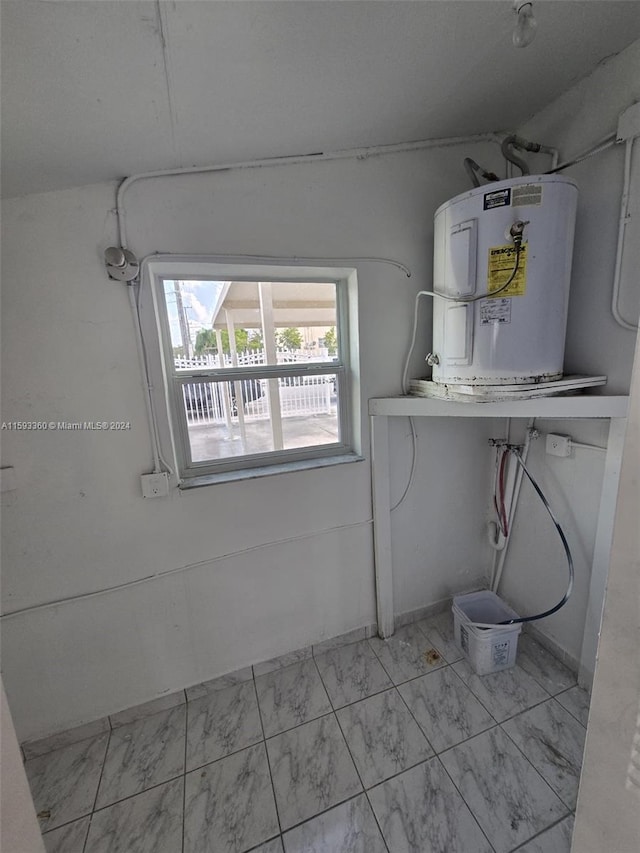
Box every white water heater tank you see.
[431,174,578,386]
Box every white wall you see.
[1,142,502,741]
[572,334,640,853]
[495,39,640,662]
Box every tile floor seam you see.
[94,705,187,812]
[498,719,579,810]
[500,694,586,735]
[497,694,558,725]
[549,695,587,731]
[431,721,500,761]
[330,705,388,851]
[366,628,437,685]
[40,814,93,849]
[434,714,577,846]
[506,811,574,853]
[312,641,395,711]
[256,658,334,739]
[364,752,440,792]
[554,686,590,727]
[183,735,271,776]
[263,710,362,833]
[320,678,393,713]
[330,682,435,794]
[311,655,335,711]
[497,692,564,726]
[87,771,186,816]
[81,813,93,853]
[446,664,499,723]
[244,835,283,853]
[182,699,188,853]
[433,753,498,853]
[454,666,552,723]
[278,791,370,840]
[365,637,392,680]
[498,720,581,814]
[391,683,438,756]
[264,708,338,742]
[401,687,576,765]
[519,666,577,699]
[88,729,111,817]
[362,756,432,791]
[366,637,455,690]
[310,656,337,713]
[309,648,387,843]
[379,674,508,764]
[362,787,392,853]
[251,671,284,839]
[71,730,110,853]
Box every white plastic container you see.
[452,591,522,675]
[432,175,578,387]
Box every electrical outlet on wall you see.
[546,433,572,457]
[140,472,169,498]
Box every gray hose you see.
[498,448,574,625]
[464,157,482,188]
[501,135,531,176]
[464,157,500,189]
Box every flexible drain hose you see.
[497,448,574,625]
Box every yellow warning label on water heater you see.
[487,243,528,297]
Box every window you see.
[144,261,357,482]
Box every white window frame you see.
[141,258,358,483]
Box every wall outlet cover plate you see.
[141,472,170,498]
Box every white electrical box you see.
[546,433,572,457]
[141,472,170,498]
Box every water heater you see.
[430,174,578,388]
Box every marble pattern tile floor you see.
[26,620,587,852]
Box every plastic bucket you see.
[453,590,521,675]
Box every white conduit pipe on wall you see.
[611,137,638,331]
[127,285,161,475]
[114,132,508,247]
[546,132,616,175]
[0,518,373,620]
[490,418,537,594]
[546,126,637,331]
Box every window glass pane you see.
[182,374,340,463]
[162,280,338,369]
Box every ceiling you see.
[2,1,640,198]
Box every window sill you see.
[179,453,365,489]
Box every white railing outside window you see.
[179,350,335,425]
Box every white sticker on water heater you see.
[480,297,511,325]
[512,184,543,207]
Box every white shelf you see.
[369,395,629,419]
